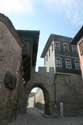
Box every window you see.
[65,58,72,69]
[74,60,80,70]
[45,54,48,61]
[44,58,46,65]
[56,57,62,68]
[52,43,53,51]
[55,41,60,50]
[72,45,77,54]
[63,42,69,52]
[49,49,50,56]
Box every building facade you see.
[41,34,80,74]
[41,34,83,116]
[71,26,83,79]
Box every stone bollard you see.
[60,102,64,117]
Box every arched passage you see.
[25,83,51,115]
[27,87,45,113]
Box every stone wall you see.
[20,67,56,115]
[0,21,22,121]
[55,73,83,116]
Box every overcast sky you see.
[1,0,83,70]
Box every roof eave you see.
[17,30,40,66]
[41,34,54,58]
[71,26,83,45]
[41,34,72,58]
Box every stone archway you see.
[25,83,51,115]
[19,71,55,115]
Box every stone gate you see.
[19,67,55,115]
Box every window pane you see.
[45,54,48,61]
[44,58,46,65]
[49,49,50,56]
[56,57,62,68]
[55,42,60,50]
[72,45,76,52]
[65,58,72,69]
[74,60,80,70]
[63,42,69,52]
[52,44,53,51]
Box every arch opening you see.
[27,87,45,113]
[26,83,50,115]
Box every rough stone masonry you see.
[0,14,22,122]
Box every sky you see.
[0,0,83,70]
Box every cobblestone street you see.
[8,108,83,125]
